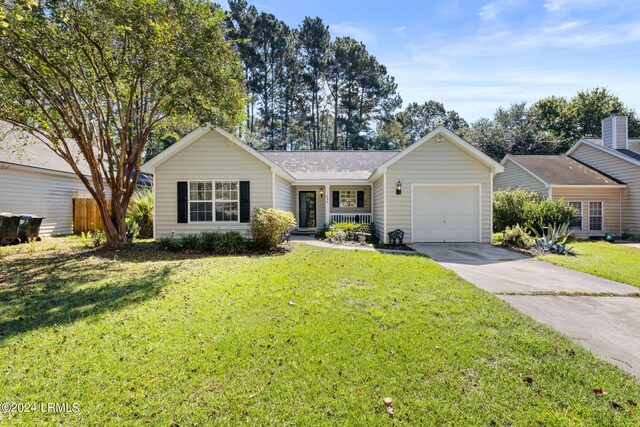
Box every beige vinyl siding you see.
[552,187,622,236]
[154,132,273,237]
[294,186,325,228]
[494,159,548,196]
[570,144,640,234]
[372,175,384,239]
[329,185,372,214]
[0,165,111,236]
[386,137,493,243]
[274,175,294,212]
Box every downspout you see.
[152,169,157,239]
[383,173,387,244]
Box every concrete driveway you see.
[412,243,640,378]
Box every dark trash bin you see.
[18,215,45,243]
[0,213,22,245]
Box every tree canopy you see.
[226,1,401,150]
[0,0,245,245]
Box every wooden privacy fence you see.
[73,198,111,234]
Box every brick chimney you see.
[601,110,628,150]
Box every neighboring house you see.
[0,125,112,236]
[495,112,640,237]
[141,126,504,243]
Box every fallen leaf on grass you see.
[523,376,533,384]
[593,387,607,395]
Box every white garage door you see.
[413,185,480,242]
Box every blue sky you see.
[224,0,640,122]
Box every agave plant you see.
[528,222,575,255]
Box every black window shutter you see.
[332,191,339,208]
[240,181,250,223]
[177,181,188,223]
[357,191,365,208]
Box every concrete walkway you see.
[412,243,640,378]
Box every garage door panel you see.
[413,186,479,242]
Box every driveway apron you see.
[412,243,640,378]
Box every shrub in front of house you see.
[326,222,374,243]
[493,188,577,235]
[249,208,296,250]
[523,199,577,236]
[493,188,540,232]
[501,224,534,248]
[158,231,246,254]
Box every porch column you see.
[324,184,331,226]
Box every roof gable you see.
[566,139,640,168]
[141,125,294,180]
[372,126,504,178]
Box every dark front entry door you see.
[299,191,317,228]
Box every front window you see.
[215,181,239,222]
[339,190,357,207]
[589,201,603,231]
[568,201,582,230]
[189,181,213,222]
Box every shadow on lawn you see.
[0,248,170,341]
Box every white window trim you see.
[188,180,213,223]
[339,190,358,208]
[588,200,604,232]
[187,180,240,224]
[567,201,583,231]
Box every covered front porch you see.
[293,183,373,230]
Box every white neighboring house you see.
[142,126,504,244]
[0,126,112,236]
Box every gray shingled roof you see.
[0,124,92,175]
[509,155,625,185]
[260,150,399,180]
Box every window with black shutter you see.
[177,181,188,223]
[332,191,339,208]
[357,191,365,208]
[239,181,250,223]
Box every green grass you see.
[1,237,640,426]
[540,241,640,287]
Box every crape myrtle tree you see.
[0,0,245,246]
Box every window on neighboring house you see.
[189,181,213,222]
[339,190,357,207]
[215,181,239,222]
[567,201,582,230]
[589,201,603,231]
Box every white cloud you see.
[544,0,609,12]
[478,0,520,21]
[393,26,407,38]
[329,22,375,45]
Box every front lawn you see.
[1,238,639,425]
[539,241,640,288]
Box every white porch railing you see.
[330,213,372,224]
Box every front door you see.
[298,191,316,228]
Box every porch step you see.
[290,230,316,236]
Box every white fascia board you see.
[140,125,212,172]
[372,126,504,175]
[549,184,627,189]
[291,179,371,186]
